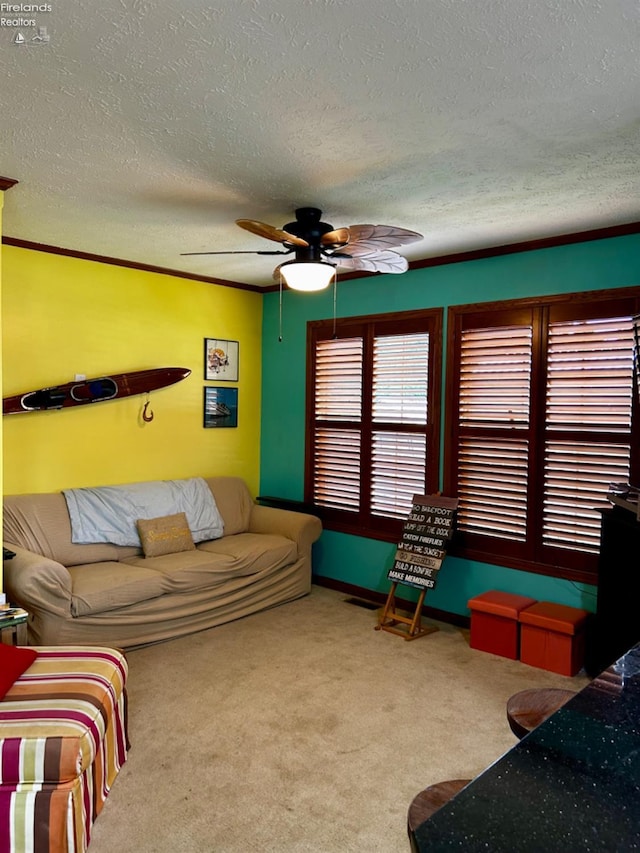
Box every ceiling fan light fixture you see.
[279,260,336,292]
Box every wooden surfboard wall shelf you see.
[3,367,191,416]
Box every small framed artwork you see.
[204,338,239,382]
[203,386,238,428]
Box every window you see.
[306,309,442,541]
[445,289,640,583]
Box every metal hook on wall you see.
[141,393,154,423]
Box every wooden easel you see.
[374,582,438,641]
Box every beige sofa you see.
[3,476,322,648]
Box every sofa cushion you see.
[68,561,168,616]
[137,512,196,557]
[121,549,246,591]
[3,493,129,567]
[205,477,253,536]
[121,533,297,592]
[197,533,297,574]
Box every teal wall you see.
[260,232,640,618]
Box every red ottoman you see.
[519,601,589,676]
[468,591,537,660]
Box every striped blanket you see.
[0,647,128,853]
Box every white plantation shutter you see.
[371,431,427,518]
[370,332,430,517]
[313,428,361,510]
[372,333,429,423]
[543,441,630,551]
[545,317,634,433]
[456,325,532,541]
[459,327,532,428]
[313,337,363,512]
[458,438,529,540]
[315,338,363,420]
[542,315,634,552]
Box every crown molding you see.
[4,220,640,293]
[1,236,264,292]
[0,176,19,191]
[408,220,640,271]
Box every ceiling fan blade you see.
[335,250,409,274]
[321,228,349,247]
[324,250,352,259]
[181,250,290,256]
[344,224,423,255]
[236,219,309,247]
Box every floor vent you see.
[344,597,380,611]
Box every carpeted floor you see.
[89,585,588,852]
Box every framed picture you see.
[203,386,238,428]
[204,338,239,382]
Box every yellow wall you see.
[0,195,4,495]
[0,196,4,592]
[2,246,263,495]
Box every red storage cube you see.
[519,601,588,676]
[468,591,537,660]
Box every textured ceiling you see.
[1,0,639,288]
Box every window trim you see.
[305,307,443,543]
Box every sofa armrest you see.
[3,545,73,618]
[248,505,322,555]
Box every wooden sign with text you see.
[388,494,458,590]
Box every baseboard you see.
[312,575,470,629]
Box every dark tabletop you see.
[414,644,640,852]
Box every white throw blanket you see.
[63,477,224,546]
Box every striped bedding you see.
[0,647,128,853]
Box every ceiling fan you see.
[182,207,423,288]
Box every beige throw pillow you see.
[136,512,196,557]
